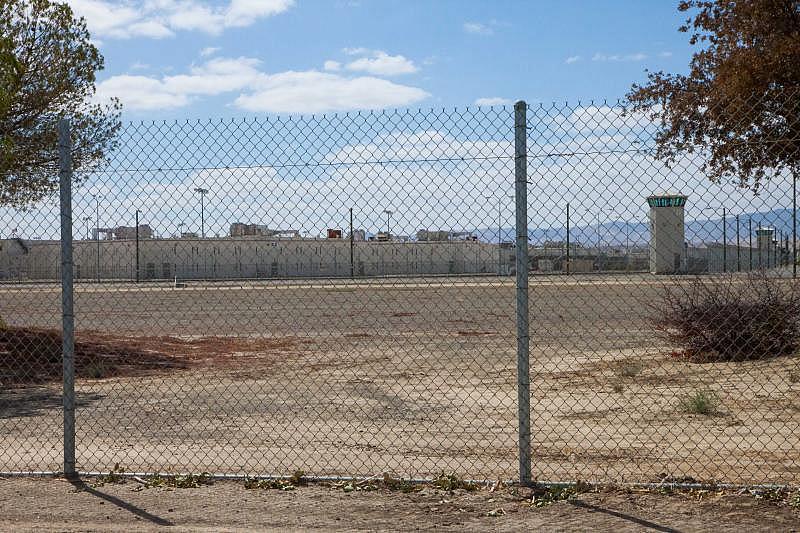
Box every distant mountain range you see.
[471,208,798,247]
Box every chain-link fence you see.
[1,97,799,485]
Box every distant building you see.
[230,222,300,239]
[113,225,153,240]
[417,230,451,241]
[349,229,366,241]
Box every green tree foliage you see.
[0,0,120,208]
[627,0,800,191]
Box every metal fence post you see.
[514,101,532,485]
[58,118,76,478]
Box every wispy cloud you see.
[592,52,648,62]
[67,0,294,39]
[659,51,673,58]
[463,22,493,36]
[565,55,581,64]
[474,97,511,106]
[96,55,430,113]
[200,47,221,57]
[323,60,342,71]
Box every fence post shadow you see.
[567,499,682,533]
[68,478,173,527]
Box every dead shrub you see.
[652,273,800,362]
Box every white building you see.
[0,237,502,281]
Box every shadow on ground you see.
[0,387,103,419]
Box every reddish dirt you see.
[0,326,304,386]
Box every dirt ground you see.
[1,275,799,484]
[0,477,798,532]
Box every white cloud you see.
[344,51,417,76]
[323,60,342,71]
[565,55,581,64]
[234,71,430,113]
[67,0,294,39]
[463,22,493,35]
[659,51,673,58]
[95,75,191,110]
[474,97,511,106]
[200,47,221,57]
[96,56,430,113]
[592,52,648,62]
[130,61,150,70]
[343,47,370,56]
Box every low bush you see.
[653,273,800,362]
[679,390,720,416]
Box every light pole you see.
[177,221,185,238]
[93,194,101,282]
[595,211,611,271]
[749,217,753,271]
[194,187,208,238]
[736,214,740,272]
[793,172,797,278]
[704,206,726,273]
[349,207,354,279]
[383,209,393,238]
[83,216,91,240]
[566,203,570,276]
[485,195,514,275]
[135,209,140,283]
[485,196,503,275]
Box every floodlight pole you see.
[194,187,208,238]
[793,172,797,278]
[566,202,570,276]
[758,220,762,268]
[93,194,101,283]
[349,208,354,279]
[736,214,740,272]
[722,207,727,273]
[135,209,140,283]
[749,217,753,271]
[383,209,393,238]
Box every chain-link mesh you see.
[1,97,798,484]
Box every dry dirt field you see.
[1,275,799,484]
[0,476,798,532]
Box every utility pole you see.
[498,199,502,275]
[349,208,354,279]
[722,207,727,273]
[736,214,740,272]
[749,217,753,271]
[93,194,101,283]
[758,220,762,268]
[194,187,208,238]
[383,209,393,238]
[135,210,140,283]
[566,203,570,276]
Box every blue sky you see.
[70,0,694,119]
[10,1,793,243]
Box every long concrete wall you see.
[0,238,503,281]
[687,244,791,273]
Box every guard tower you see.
[647,194,687,274]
